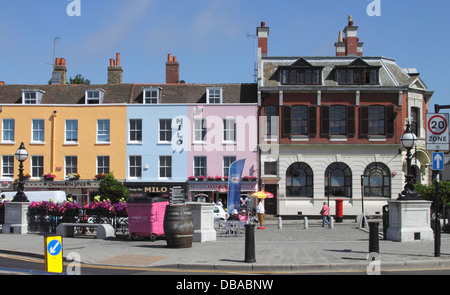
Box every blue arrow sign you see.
[47,239,62,256]
[433,152,444,171]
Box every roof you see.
[0,83,257,105]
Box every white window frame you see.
[143,88,160,104]
[193,156,207,177]
[65,120,78,144]
[129,155,142,179]
[206,87,222,104]
[65,156,78,177]
[159,155,172,179]
[129,119,142,143]
[31,155,44,179]
[31,119,45,144]
[22,89,44,104]
[223,118,236,143]
[97,156,110,174]
[193,118,207,143]
[223,156,236,177]
[1,155,14,179]
[97,119,111,144]
[2,119,15,143]
[159,119,172,144]
[85,89,104,104]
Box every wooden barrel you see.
[163,205,194,248]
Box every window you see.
[97,119,110,143]
[223,156,237,177]
[65,156,78,176]
[129,119,142,143]
[207,88,222,104]
[85,89,104,104]
[264,161,277,176]
[194,156,207,177]
[97,156,110,174]
[159,156,172,179]
[325,162,352,198]
[410,107,420,137]
[264,106,278,138]
[329,106,347,135]
[129,156,142,178]
[291,105,309,135]
[363,162,390,197]
[194,118,206,143]
[143,88,159,104]
[65,120,78,143]
[31,155,44,178]
[286,162,313,197]
[336,68,379,85]
[280,69,321,85]
[31,119,45,143]
[2,119,15,143]
[368,106,385,135]
[22,90,43,104]
[223,118,236,143]
[2,155,14,178]
[159,119,172,143]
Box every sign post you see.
[426,113,449,150]
[45,235,63,273]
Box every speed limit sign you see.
[427,113,449,150]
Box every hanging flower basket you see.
[42,173,56,181]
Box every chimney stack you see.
[166,53,179,84]
[51,57,67,84]
[257,21,269,57]
[335,15,364,57]
[108,53,123,84]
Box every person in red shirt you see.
[320,201,331,228]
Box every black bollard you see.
[244,223,256,263]
[368,222,379,258]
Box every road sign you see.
[432,152,444,170]
[427,113,449,150]
[45,235,63,273]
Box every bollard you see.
[244,223,256,263]
[278,216,282,229]
[368,222,379,258]
[304,216,308,229]
[329,216,334,229]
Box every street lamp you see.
[12,142,29,202]
[398,122,421,200]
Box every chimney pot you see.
[261,21,265,27]
[116,53,120,66]
[55,58,60,65]
[173,56,177,62]
[0,81,5,85]
[110,59,115,66]
[60,58,66,66]
[168,54,173,62]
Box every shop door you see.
[264,184,277,215]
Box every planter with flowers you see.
[188,176,196,181]
[43,173,56,181]
[67,173,80,180]
[60,200,81,222]
[197,175,206,181]
[242,176,257,181]
[207,176,215,181]
[95,173,107,180]
[18,173,31,181]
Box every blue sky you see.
[0,0,449,110]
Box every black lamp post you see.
[398,122,421,200]
[12,142,29,202]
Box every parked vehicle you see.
[213,205,228,220]
[0,191,67,203]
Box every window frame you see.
[193,156,207,177]
[206,87,222,104]
[193,118,207,143]
[65,120,78,144]
[85,89,104,104]
[97,119,111,144]
[159,155,172,179]
[129,119,143,143]
[223,118,236,143]
[143,88,160,104]
[286,162,313,197]
[31,119,45,143]
[129,155,142,179]
[2,119,15,143]
[65,156,78,177]
[97,156,110,175]
[223,156,237,177]
[159,119,172,144]
[363,162,391,198]
[2,155,14,179]
[31,155,44,179]
[325,162,352,198]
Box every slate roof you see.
[0,83,257,105]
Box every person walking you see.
[256,200,265,229]
[320,201,331,228]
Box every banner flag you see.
[227,159,246,214]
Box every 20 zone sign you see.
[427,113,449,150]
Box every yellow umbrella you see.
[251,191,274,199]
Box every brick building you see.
[256,17,433,217]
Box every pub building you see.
[124,182,188,205]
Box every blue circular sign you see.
[47,240,62,256]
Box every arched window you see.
[286,162,313,197]
[363,162,390,197]
[325,162,352,198]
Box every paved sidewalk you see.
[1,218,450,273]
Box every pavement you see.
[1,216,450,274]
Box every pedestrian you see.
[256,200,265,228]
[216,199,223,207]
[1,194,5,203]
[320,201,331,228]
[228,209,240,221]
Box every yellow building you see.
[1,103,127,202]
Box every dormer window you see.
[279,58,323,85]
[22,89,44,104]
[85,89,104,104]
[143,88,160,104]
[335,58,380,85]
[207,87,222,104]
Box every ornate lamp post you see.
[398,122,421,200]
[12,142,29,202]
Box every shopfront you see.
[24,180,100,204]
[124,182,187,205]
